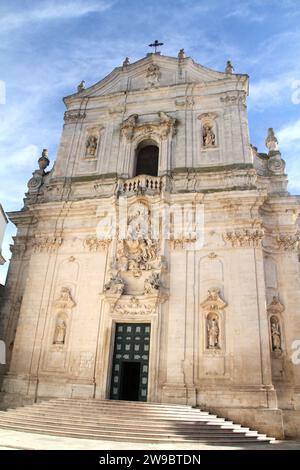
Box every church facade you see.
[0,50,300,438]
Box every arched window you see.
[135,141,159,177]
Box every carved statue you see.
[86,135,98,156]
[104,273,125,295]
[123,57,130,66]
[53,318,67,345]
[144,272,160,294]
[203,124,216,147]
[178,48,186,60]
[270,317,282,352]
[265,128,279,152]
[225,60,234,74]
[77,80,86,92]
[207,316,220,349]
[146,63,160,87]
[38,149,50,171]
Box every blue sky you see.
[0,0,300,283]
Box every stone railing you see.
[118,175,163,194]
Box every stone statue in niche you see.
[202,124,216,147]
[270,316,282,352]
[207,315,220,349]
[85,135,98,157]
[53,318,67,345]
[104,273,125,295]
[144,272,160,294]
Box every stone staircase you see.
[0,399,275,444]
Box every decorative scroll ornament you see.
[84,235,111,251]
[276,233,299,251]
[201,288,227,312]
[223,228,264,248]
[54,287,76,309]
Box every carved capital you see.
[223,228,264,248]
[276,233,299,251]
[84,236,111,251]
[64,110,86,123]
[33,235,63,253]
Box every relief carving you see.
[54,287,76,310]
[202,124,216,147]
[64,110,86,123]
[121,112,176,141]
[85,135,98,157]
[144,272,160,294]
[276,233,299,251]
[104,273,125,295]
[145,63,160,87]
[223,228,264,247]
[84,235,111,251]
[33,235,63,253]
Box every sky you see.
[0,0,300,283]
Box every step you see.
[0,415,260,436]
[0,423,272,443]
[0,411,248,431]
[0,399,275,444]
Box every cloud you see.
[248,76,294,110]
[277,119,300,150]
[0,0,113,33]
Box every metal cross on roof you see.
[148,40,164,53]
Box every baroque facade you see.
[0,204,7,266]
[0,50,300,438]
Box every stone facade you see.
[0,51,300,438]
[0,205,7,266]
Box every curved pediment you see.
[64,53,248,104]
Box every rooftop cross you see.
[148,39,164,53]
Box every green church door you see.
[110,323,151,401]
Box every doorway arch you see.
[135,140,159,177]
